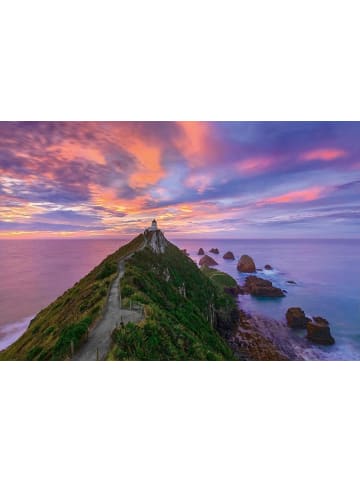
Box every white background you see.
[1,1,360,481]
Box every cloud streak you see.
[0,121,360,238]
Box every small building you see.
[148,219,158,231]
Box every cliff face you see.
[144,228,168,254]
[0,230,235,361]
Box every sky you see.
[0,121,359,239]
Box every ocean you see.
[0,238,359,360]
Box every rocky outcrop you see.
[223,285,243,297]
[286,280,296,285]
[145,229,168,254]
[286,307,309,329]
[223,251,235,260]
[242,276,285,297]
[264,264,273,270]
[224,315,289,361]
[237,254,256,273]
[199,255,218,267]
[198,248,205,255]
[210,248,219,254]
[181,249,189,256]
[306,317,335,345]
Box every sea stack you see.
[243,276,285,297]
[198,248,205,255]
[286,307,309,329]
[306,317,335,345]
[209,248,219,254]
[237,254,256,273]
[223,251,235,260]
[199,255,218,267]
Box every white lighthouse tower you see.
[149,219,158,231]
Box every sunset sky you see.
[0,121,359,239]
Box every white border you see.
[1,1,359,481]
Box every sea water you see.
[0,238,359,360]
[178,238,360,360]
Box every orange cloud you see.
[127,140,164,189]
[176,122,212,167]
[264,187,324,204]
[301,148,346,162]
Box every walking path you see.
[73,259,143,361]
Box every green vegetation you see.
[0,234,145,360]
[107,242,236,360]
[201,266,237,289]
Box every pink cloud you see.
[263,187,325,204]
[300,148,346,162]
[185,173,214,194]
[236,156,273,174]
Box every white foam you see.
[0,315,34,351]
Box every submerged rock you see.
[264,264,273,270]
[286,307,309,329]
[198,248,205,255]
[199,255,218,267]
[243,276,285,297]
[306,317,335,345]
[287,280,296,285]
[223,251,235,260]
[210,248,219,254]
[237,254,256,273]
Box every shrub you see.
[96,262,117,280]
[52,315,93,359]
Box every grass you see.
[201,266,238,289]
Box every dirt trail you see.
[73,259,143,361]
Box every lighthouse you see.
[149,219,158,231]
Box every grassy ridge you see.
[0,234,145,360]
[200,266,237,289]
[107,242,236,360]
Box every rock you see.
[243,275,285,297]
[264,264,273,270]
[181,249,189,256]
[146,229,168,254]
[209,248,219,254]
[286,307,309,329]
[306,316,335,345]
[197,248,205,255]
[237,254,256,273]
[287,280,296,285]
[223,285,242,297]
[223,251,235,260]
[199,255,218,267]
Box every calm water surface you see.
[0,238,359,359]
